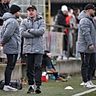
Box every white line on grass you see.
[72,88,96,96]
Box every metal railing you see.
[45,24,76,59]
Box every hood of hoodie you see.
[2,12,15,21]
[78,10,87,20]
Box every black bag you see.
[0,80,4,90]
[0,80,22,90]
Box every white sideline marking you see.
[72,88,96,96]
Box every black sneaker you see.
[27,86,34,94]
[35,86,41,94]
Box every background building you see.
[46,0,96,16]
[10,0,96,25]
[10,0,46,18]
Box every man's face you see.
[63,10,68,16]
[89,9,95,17]
[3,0,11,3]
[15,11,20,18]
[27,9,37,18]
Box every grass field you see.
[84,91,96,96]
[0,75,96,96]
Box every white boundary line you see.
[72,88,96,96]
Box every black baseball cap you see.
[27,5,37,11]
[84,4,96,10]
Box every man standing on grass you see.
[1,4,21,91]
[77,4,96,88]
[20,5,45,94]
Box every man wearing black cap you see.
[1,4,21,91]
[20,5,45,94]
[77,4,96,88]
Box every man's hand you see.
[0,44,3,50]
[88,44,95,50]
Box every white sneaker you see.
[80,82,85,86]
[62,56,67,60]
[3,85,18,91]
[88,81,96,87]
[57,56,63,61]
[84,81,95,88]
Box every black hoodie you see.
[54,10,70,32]
[0,2,9,17]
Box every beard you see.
[91,14,95,17]
[90,13,95,17]
[16,15,19,18]
[63,14,68,17]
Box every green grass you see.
[83,91,96,96]
[0,75,96,96]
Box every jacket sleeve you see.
[20,20,34,38]
[1,21,16,44]
[28,19,46,37]
[80,19,93,46]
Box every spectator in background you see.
[0,5,21,91]
[54,5,70,60]
[77,4,96,88]
[0,0,11,26]
[68,9,77,57]
[20,5,45,94]
[0,0,11,17]
[2,0,11,13]
[42,50,67,82]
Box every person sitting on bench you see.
[42,50,67,82]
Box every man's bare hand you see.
[89,44,95,50]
